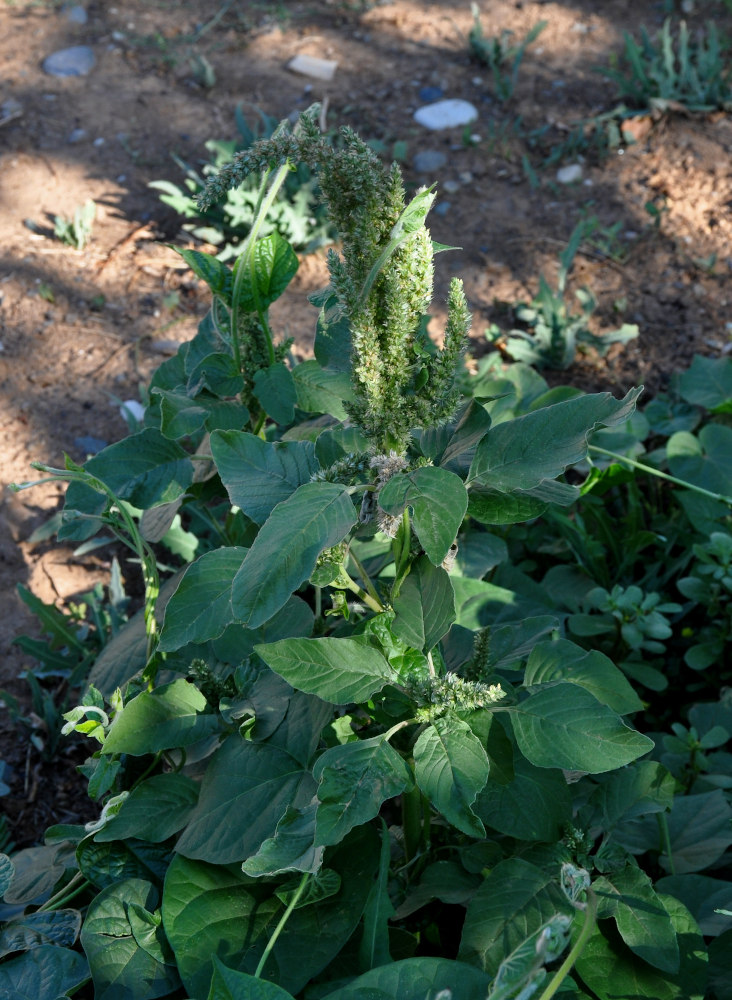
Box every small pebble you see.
[287,53,338,81]
[418,85,444,103]
[414,99,478,131]
[42,45,96,77]
[120,400,145,423]
[65,5,88,24]
[93,137,105,147]
[413,150,447,173]
[556,163,583,184]
[458,171,473,184]
[67,127,87,143]
[443,180,460,194]
[434,202,451,217]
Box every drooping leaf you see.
[94,774,199,844]
[242,802,324,877]
[210,431,319,524]
[678,354,732,413]
[82,428,194,508]
[231,483,357,628]
[172,246,232,303]
[174,734,313,864]
[414,716,489,838]
[474,752,572,842]
[508,684,653,773]
[379,466,468,565]
[594,865,679,973]
[392,556,456,651]
[81,878,180,1000]
[591,761,675,829]
[0,909,81,959]
[187,352,244,397]
[467,388,642,492]
[253,362,297,425]
[158,547,247,651]
[524,639,643,715]
[255,636,398,705]
[206,957,296,1000]
[313,736,414,846]
[102,679,221,756]
[0,944,88,1000]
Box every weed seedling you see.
[53,200,96,250]
[469,5,547,102]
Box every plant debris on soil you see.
[2,0,732,847]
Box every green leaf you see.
[661,790,732,874]
[467,388,642,491]
[358,821,394,972]
[667,424,732,497]
[508,684,653,773]
[102,679,221,756]
[233,232,298,312]
[394,860,481,919]
[207,957,296,1000]
[210,431,319,525]
[595,865,679,973]
[293,360,355,420]
[467,488,547,525]
[81,878,180,1000]
[153,388,209,439]
[94,774,199,844]
[392,556,455,651]
[172,246,232,303]
[678,354,732,412]
[0,945,89,1000]
[2,843,70,904]
[253,362,297,425]
[0,909,81,959]
[459,858,573,974]
[439,399,492,468]
[255,637,398,704]
[474,751,572,842]
[656,874,732,936]
[242,803,323,877]
[231,483,357,628]
[158,547,247,651]
[313,736,414,846]
[574,895,707,1000]
[187,352,244,397]
[83,428,194,508]
[0,854,14,898]
[379,466,468,565]
[591,761,675,829]
[213,595,315,665]
[524,639,643,715]
[77,839,171,890]
[414,716,489,838]
[319,957,491,1000]
[174,734,312,864]
[313,293,352,373]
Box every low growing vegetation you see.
[3,104,732,999]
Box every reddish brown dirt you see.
[1,0,731,844]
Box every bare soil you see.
[1,0,731,845]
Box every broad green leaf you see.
[656,875,732,936]
[3,843,71,904]
[207,957,296,1000]
[94,774,199,844]
[153,387,209,439]
[315,425,370,468]
[172,246,232,303]
[164,827,380,998]
[392,556,455,651]
[574,895,707,1000]
[313,293,352,373]
[467,388,642,491]
[509,684,653,773]
[158,547,247,651]
[453,530,508,578]
[379,466,468,565]
[459,858,574,974]
[414,716,489,838]
[233,232,298,312]
[394,860,482,919]
[678,354,732,412]
[255,637,397,704]
[213,595,314,665]
[484,616,560,671]
[76,839,171,890]
[439,399,492,468]
[0,944,88,1000]
[81,878,180,1000]
[0,854,14,898]
[0,909,81,959]
[313,736,414,846]
[211,431,319,525]
[661,790,732,874]
[83,428,194,508]
[253,362,297,425]
[232,483,357,628]
[320,957,491,1000]
[467,488,547,525]
[591,761,675,829]
[525,639,643,715]
[475,752,571,842]
[174,734,312,864]
[595,865,679,973]
[102,679,221,755]
[666,424,732,497]
[293,360,355,420]
[187,352,244,397]
[242,803,324,877]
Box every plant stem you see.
[402,782,423,864]
[38,871,89,912]
[657,812,676,875]
[342,571,384,614]
[536,890,597,1000]
[254,872,309,979]
[588,445,732,506]
[347,548,382,608]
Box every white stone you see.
[556,163,583,184]
[414,99,478,131]
[287,54,338,81]
[120,400,145,424]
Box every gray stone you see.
[556,163,583,184]
[413,150,447,173]
[67,127,87,143]
[65,5,88,24]
[414,99,478,131]
[42,45,95,77]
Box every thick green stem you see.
[657,812,676,876]
[38,871,89,912]
[342,571,384,614]
[537,890,597,1000]
[347,548,382,608]
[588,445,732,506]
[254,872,309,979]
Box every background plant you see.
[469,5,547,102]
[53,200,96,251]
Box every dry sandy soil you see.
[1,0,732,842]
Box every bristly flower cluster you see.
[198,105,471,452]
[410,671,506,721]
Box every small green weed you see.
[469,5,547,102]
[603,17,732,112]
[53,200,96,250]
